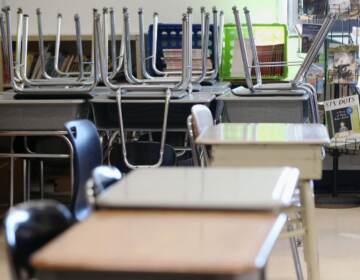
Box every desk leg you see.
[40,160,45,199]
[300,180,320,280]
[9,136,15,206]
[288,221,304,280]
[23,160,27,201]
[10,157,14,206]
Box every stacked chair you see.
[1,7,228,277]
[91,6,225,171]
[0,5,227,199]
[219,6,337,124]
[1,7,98,97]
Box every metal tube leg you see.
[23,159,27,201]
[10,157,14,206]
[332,150,339,197]
[40,160,44,199]
[10,136,15,206]
[300,180,320,280]
[288,222,304,280]
[260,268,266,280]
[27,160,31,200]
[69,147,74,201]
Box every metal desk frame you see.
[196,123,330,280]
[0,131,74,207]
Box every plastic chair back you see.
[65,119,102,221]
[191,105,214,138]
[187,115,199,166]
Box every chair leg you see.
[27,160,31,200]
[288,222,304,280]
[23,159,27,201]
[9,136,15,206]
[22,159,32,201]
[10,157,14,206]
[40,160,45,199]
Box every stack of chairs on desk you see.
[1,7,98,99]
[0,5,231,181]
[218,6,337,124]
[88,6,228,169]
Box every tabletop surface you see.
[196,123,330,145]
[97,167,299,210]
[31,210,286,275]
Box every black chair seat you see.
[4,200,73,280]
[138,131,187,147]
[109,141,177,173]
[13,137,69,154]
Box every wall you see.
[2,0,288,35]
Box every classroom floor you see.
[0,207,360,280]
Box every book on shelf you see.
[28,45,51,79]
[230,38,253,78]
[325,95,360,146]
[329,0,360,19]
[1,40,95,83]
[163,49,204,59]
[30,55,41,79]
[328,45,358,85]
[255,44,285,77]
[301,24,321,53]
[301,0,327,18]
[351,27,360,55]
[306,63,324,94]
[26,53,35,77]
[162,48,213,71]
[64,54,75,73]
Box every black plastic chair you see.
[109,141,177,173]
[65,119,102,221]
[86,165,122,206]
[4,200,73,280]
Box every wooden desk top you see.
[31,210,286,275]
[97,167,299,210]
[196,123,330,145]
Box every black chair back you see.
[4,200,73,280]
[110,141,177,173]
[65,120,102,221]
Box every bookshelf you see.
[0,34,141,91]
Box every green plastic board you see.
[220,23,288,81]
